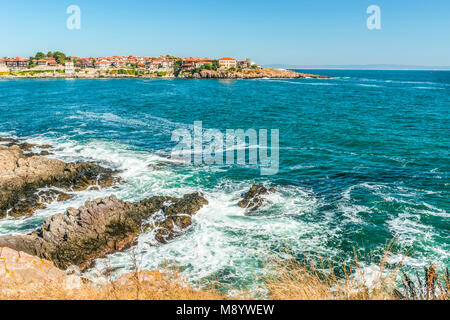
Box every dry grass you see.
[393,265,449,300]
[263,255,400,300]
[0,268,229,300]
[1,241,448,300]
[0,247,230,300]
[263,241,449,300]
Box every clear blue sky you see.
[1,0,449,66]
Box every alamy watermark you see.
[367,5,381,30]
[66,5,81,30]
[171,122,279,176]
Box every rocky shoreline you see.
[178,68,329,79]
[0,138,274,277]
[0,139,117,218]
[0,139,210,271]
[0,193,208,270]
[0,68,329,80]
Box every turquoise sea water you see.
[0,70,448,289]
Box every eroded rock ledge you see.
[0,193,208,270]
[0,142,117,218]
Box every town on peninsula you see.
[0,51,328,79]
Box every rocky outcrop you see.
[238,184,276,212]
[0,247,82,292]
[0,193,208,270]
[179,68,329,79]
[0,143,117,218]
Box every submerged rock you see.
[0,193,208,270]
[0,145,117,218]
[238,184,276,212]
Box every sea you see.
[0,70,448,291]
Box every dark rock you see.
[18,143,35,152]
[38,144,53,149]
[0,193,208,270]
[147,162,168,170]
[238,184,275,212]
[0,137,19,144]
[0,145,118,218]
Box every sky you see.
[1,0,449,66]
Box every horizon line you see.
[265,64,450,71]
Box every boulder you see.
[0,193,208,270]
[238,184,276,212]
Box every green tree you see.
[35,52,45,60]
[52,51,67,65]
[212,60,220,71]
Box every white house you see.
[65,61,75,74]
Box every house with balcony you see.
[181,58,197,71]
[5,57,30,70]
[218,57,237,69]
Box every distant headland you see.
[0,51,329,79]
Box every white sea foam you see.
[413,86,444,90]
[357,84,383,88]
[89,182,334,284]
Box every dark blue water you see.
[0,70,448,287]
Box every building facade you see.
[219,57,237,69]
[65,61,75,74]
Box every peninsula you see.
[0,52,329,79]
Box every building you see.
[238,60,249,69]
[5,57,30,70]
[0,59,7,72]
[181,58,197,71]
[79,58,94,68]
[148,61,160,70]
[112,60,125,68]
[36,59,48,66]
[47,59,57,67]
[65,61,75,74]
[196,59,214,68]
[95,60,110,70]
[218,57,237,69]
